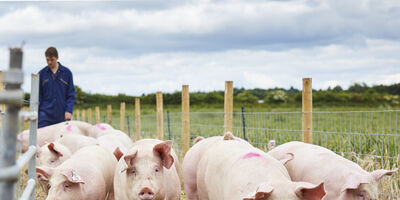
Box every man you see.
[38,47,75,128]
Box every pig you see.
[113,139,181,200]
[36,145,117,200]
[37,134,99,167]
[89,123,115,138]
[182,133,252,200]
[98,134,131,154]
[196,134,326,200]
[97,130,133,153]
[17,122,84,153]
[67,120,98,137]
[267,141,398,200]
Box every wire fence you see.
[84,108,400,199]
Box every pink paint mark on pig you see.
[242,152,262,159]
[234,137,241,141]
[96,124,106,131]
[66,125,73,131]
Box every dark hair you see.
[45,47,58,58]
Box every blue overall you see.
[38,62,75,128]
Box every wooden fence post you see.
[76,110,80,121]
[182,85,190,157]
[135,98,141,140]
[302,78,313,144]
[120,102,126,132]
[82,109,86,122]
[224,81,233,133]
[87,108,92,124]
[156,92,163,140]
[107,105,112,125]
[95,106,100,123]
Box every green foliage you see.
[264,90,288,103]
[235,91,259,104]
[203,91,224,104]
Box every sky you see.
[0,0,399,96]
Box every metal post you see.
[241,107,247,141]
[27,74,39,200]
[167,110,171,140]
[0,48,23,200]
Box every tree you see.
[333,85,343,92]
[235,91,258,104]
[264,90,288,103]
[348,83,368,93]
[204,92,224,104]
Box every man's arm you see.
[65,71,75,120]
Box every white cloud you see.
[0,0,399,96]
[1,38,398,96]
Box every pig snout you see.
[138,187,155,200]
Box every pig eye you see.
[154,166,161,173]
[128,168,136,175]
[63,182,72,191]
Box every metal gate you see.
[0,48,39,200]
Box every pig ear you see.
[370,168,398,182]
[124,150,138,167]
[36,166,54,181]
[295,182,326,200]
[193,136,204,145]
[60,169,85,184]
[279,153,294,165]
[113,147,124,161]
[341,175,369,193]
[223,132,235,140]
[243,183,274,200]
[48,143,63,157]
[153,141,174,169]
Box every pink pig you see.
[182,133,251,200]
[17,122,84,153]
[36,145,117,200]
[267,141,398,200]
[113,139,181,200]
[97,131,133,154]
[196,136,326,200]
[37,134,99,167]
[89,123,115,138]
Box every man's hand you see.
[65,112,72,121]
